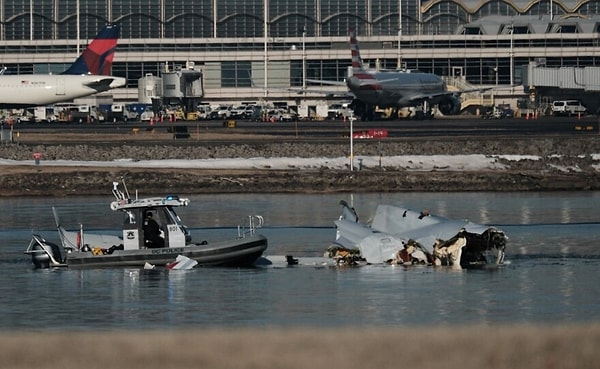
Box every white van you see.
[552,100,586,116]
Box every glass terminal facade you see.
[1,0,600,102]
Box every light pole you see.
[76,0,80,54]
[494,66,498,85]
[397,0,402,69]
[263,2,268,99]
[302,26,306,93]
[349,111,354,171]
[509,23,514,87]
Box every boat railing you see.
[25,234,67,267]
[237,215,264,238]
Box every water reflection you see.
[1,192,599,231]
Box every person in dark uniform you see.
[143,212,164,248]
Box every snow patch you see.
[0,154,510,171]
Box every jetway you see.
[523,62,600,114]
[138,61,204,117]
[161,61,203,112]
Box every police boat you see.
[25,180,268,268]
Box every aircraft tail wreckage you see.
[329,201,507,268]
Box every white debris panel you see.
[332,201,507,268]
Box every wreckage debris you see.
[330,201,507,269]
[324,246,364,266]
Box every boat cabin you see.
[111,194,192,250]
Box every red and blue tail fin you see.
[349,28,365,71]
[62,24,120,76]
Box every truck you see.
[34,106,59,123]
[69,105,100,123]
[327,103,351,119]
[297,103,328,120]
[97,104,141,122]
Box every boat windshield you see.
[165,206,184,227]
[165,206,191,241]
[123,210,136,225]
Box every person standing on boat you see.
[143,212,164,248]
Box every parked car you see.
[210,105,232,120]
[496,104,514,118]
[327,103,351,119]
[552,100,586,116]
[230,105,257,119]
[266,108,297,122]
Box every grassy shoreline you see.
[0,166,598,196]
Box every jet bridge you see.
[522,62,600,114]
[160,61,204,114]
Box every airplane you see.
[0,24,126,109]
[308,29,489,120]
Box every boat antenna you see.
[121,176,131,200]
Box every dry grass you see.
[3,324,600,369]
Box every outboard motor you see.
[24,234,65,268]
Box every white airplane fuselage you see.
[0,74,126,108]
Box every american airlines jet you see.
[0,24,125,108]
[310,29,488,120]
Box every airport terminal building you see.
[2,0,600,108]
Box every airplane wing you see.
[404,87,493,105]
[288,87,354,98]
[454,86,493,95]
[252,78,353,98]
[305,78,346,86]
[299,79,354,97]
[307,76,399,86]
[84,78,117,92]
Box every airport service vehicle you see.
[552,100,586,116]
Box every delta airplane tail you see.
[62,24,120,76]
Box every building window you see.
[221,61,252,87]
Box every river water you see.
[1,192,599,330]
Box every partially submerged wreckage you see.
[329,201,507,268]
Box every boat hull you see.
[68,234,268,268]
[32,234,268,268]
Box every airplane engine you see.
[437,95,461,115]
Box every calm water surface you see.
[1,192,599,330]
